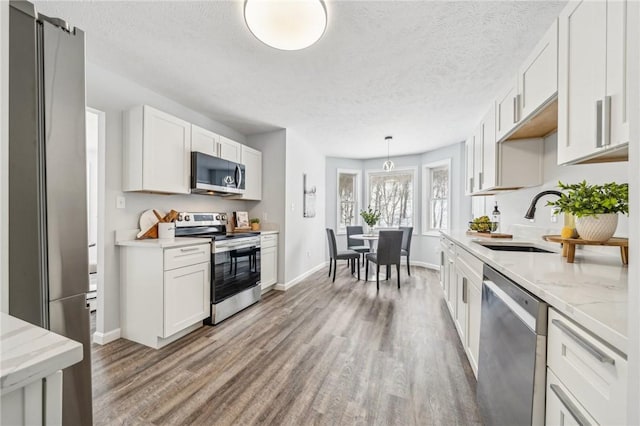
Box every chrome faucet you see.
[524,190,563,220]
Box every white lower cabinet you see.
[546,369,598,426]
[120,243,210,349]
[1,371,63,426]
[260,233,278,289]
[546,308,627,425]
[439,235,483,378]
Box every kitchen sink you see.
[473,241,555,254]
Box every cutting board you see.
[466,231,513,239]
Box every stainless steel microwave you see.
[191,151,245,195]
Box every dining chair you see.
[399,226,413,276]
[365,230,403,290]
[326,228,360,282]
[346,225,370,264]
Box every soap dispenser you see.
[491,202,501,233]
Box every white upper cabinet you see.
[480,107,497,191]
[557,0,629,164]
[123,105,191,194]
[495,80,520,142]
[191,124,219,157]
[465,136,475,195]
[518,20,558,120]
[234,145,262,200]
[219,136,242,162]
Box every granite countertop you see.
[116,237,212,248]
[1,313,83,394]
[442,231,628,354]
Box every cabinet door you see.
[142,106,191,194]
[557,0,607,165]
[445,256,455,316]
[480,107,496,190]
[495,80,519,141]
[163,262,210,337]
[191,124,219,157]
[454,266,467,343]
[606,0,629,148]
[466,279,481,376]
[518,19,558,120]
[464,137,474,195]
[261,246,277,288]
[238,145,262,200]
[219,136,242,162]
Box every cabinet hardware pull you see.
[596,100,603,148]
[552,319,615,365]
[469,177,474,193]
[180,247,200,253]
[462,277,468,304]
[550,384,591,426]
[478,171,483,189]
[513,94,521,123]
[602,95,611,147]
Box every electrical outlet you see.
[116,195,126,209]
[306,251,310,258]
[263,212,268,221]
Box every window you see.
[337,169,361,233]
[422,159,451,234]
[366,168,415,227]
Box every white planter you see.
[575,213,618,242]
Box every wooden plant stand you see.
[542,235,628,264]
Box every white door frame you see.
[86,107,106,342]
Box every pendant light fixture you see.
[244,0,328,51]
[383,136,395,172]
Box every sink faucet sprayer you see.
[524,190,563,220]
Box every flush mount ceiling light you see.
[383,136,395,172]
[244,0,328,51]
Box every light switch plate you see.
[116,195,126,209]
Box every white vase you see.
[575,213,618,242]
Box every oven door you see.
[213,243,261,303]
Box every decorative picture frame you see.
[303,173,316,218]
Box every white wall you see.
[0,0,8,313]
[246,129,286,283]
[86,63,252,336]
[284,129,326,284]
[491,133,629,237]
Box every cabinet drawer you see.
[455,246,483,282]
[546,368,598,426]
[261,234,277,248]
[547,309,627,425]
[164,244,210,270]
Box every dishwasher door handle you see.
[551,319,615,365]
[483,279,535,330]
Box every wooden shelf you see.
[542,235,628,264]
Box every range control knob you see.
[221,214,227,221]
[215,215,221,220]
[185,215,191,221]
[177,214,183,222]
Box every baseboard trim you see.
[93,328,121,345]
[411,261,440,270]
[275,261,328,291]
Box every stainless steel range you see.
[175,212,261,324]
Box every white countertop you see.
[1,313,83,394]
[116,237,211,248]
[260,230,279,235]
[442,231,628,354]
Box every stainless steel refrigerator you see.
[8,1,93,424]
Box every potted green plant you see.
[250,218,261,231]
[360,206,381,235]
[546,180,628,241]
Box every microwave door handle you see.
[235,165,242,189]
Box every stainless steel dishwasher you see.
[477,264,548,426]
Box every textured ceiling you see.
[34,1,567,158]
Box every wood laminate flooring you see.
[90,266,481,425]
